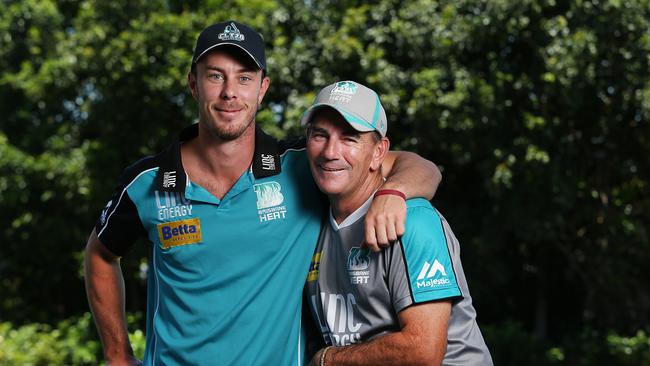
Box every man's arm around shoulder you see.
[84,230,141,366]
[364,151,442,251]
[311,301,451,366]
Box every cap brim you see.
[300,104,376,133]
[193,43,264,70]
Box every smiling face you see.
[188,47,270,141]
[306,108,388,202]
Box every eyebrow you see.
[311,124,361,138]
[204,65,258,73]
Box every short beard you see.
[207,116,255,141]
[201,105,257,141]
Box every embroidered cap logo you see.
[329,81,358,104]
[218,22,245,41]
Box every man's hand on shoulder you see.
[363,194,406,252]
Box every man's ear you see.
[258,75,271,104]
[188,70,198,100]
[370,137,390,172]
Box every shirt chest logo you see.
[253,181,287,222]
[347,247,371,285]
[155,191,193,220]
[307,252,322,282]
[157,218,202,249]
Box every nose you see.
[220,79,237,100]
[321,137,340,160]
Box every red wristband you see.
[374,189,406,200]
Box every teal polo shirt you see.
[95,124,323,365]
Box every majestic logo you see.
[253,181,287,222]
[307,252,322,282]
[100,200,112,225]
[415,259,451,289]
[347,247,370,285]
[155,191,192,220]
[417,259,447,280]
[162,171,177,188]
[218,22,245,41]
[157,218,202,249]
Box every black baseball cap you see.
[192,20,267,72]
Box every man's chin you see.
[315,182,346,197]
[205,120,254,141]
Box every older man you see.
[303,81,493,365]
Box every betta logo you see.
[157,218,202,249]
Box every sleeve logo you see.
[157,218,202,249]
[415,259,451,289]
[99,200,113,226]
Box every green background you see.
[1,0,649,364]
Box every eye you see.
[309,131,327,140]
[207,73,224,81]
[239,75,253,83]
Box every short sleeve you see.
[94,168,147,256]
[393,199,462,307]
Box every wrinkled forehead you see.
[308,106,361,135]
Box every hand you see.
[363,194,406,252]
[307,348,324,366]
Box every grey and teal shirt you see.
[305,197,493,365]
[95,124,323,365]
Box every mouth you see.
[213,104,244,115]
[317,163,347,173]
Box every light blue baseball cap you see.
[300,81,388,137]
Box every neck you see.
[182,122,256,181]
[330,173,384,224]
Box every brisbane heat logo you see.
[347,247,371,285]
[329,81,358,104]
[253,181,287,223]
[156,218,202,250]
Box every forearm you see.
[84,234,135,362]
[382,151,441,200]
[323,331,444,366]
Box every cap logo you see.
[331,81,358,95]
[329,81,358,104]
[218,22,245,41]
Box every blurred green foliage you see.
[0,316,647,365]
[1,0,649,364]
[0,313,145,365]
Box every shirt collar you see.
[155,123,282,192]
[329,193,375,231]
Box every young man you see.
[303,81,493,365]
[84,22,440,365]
